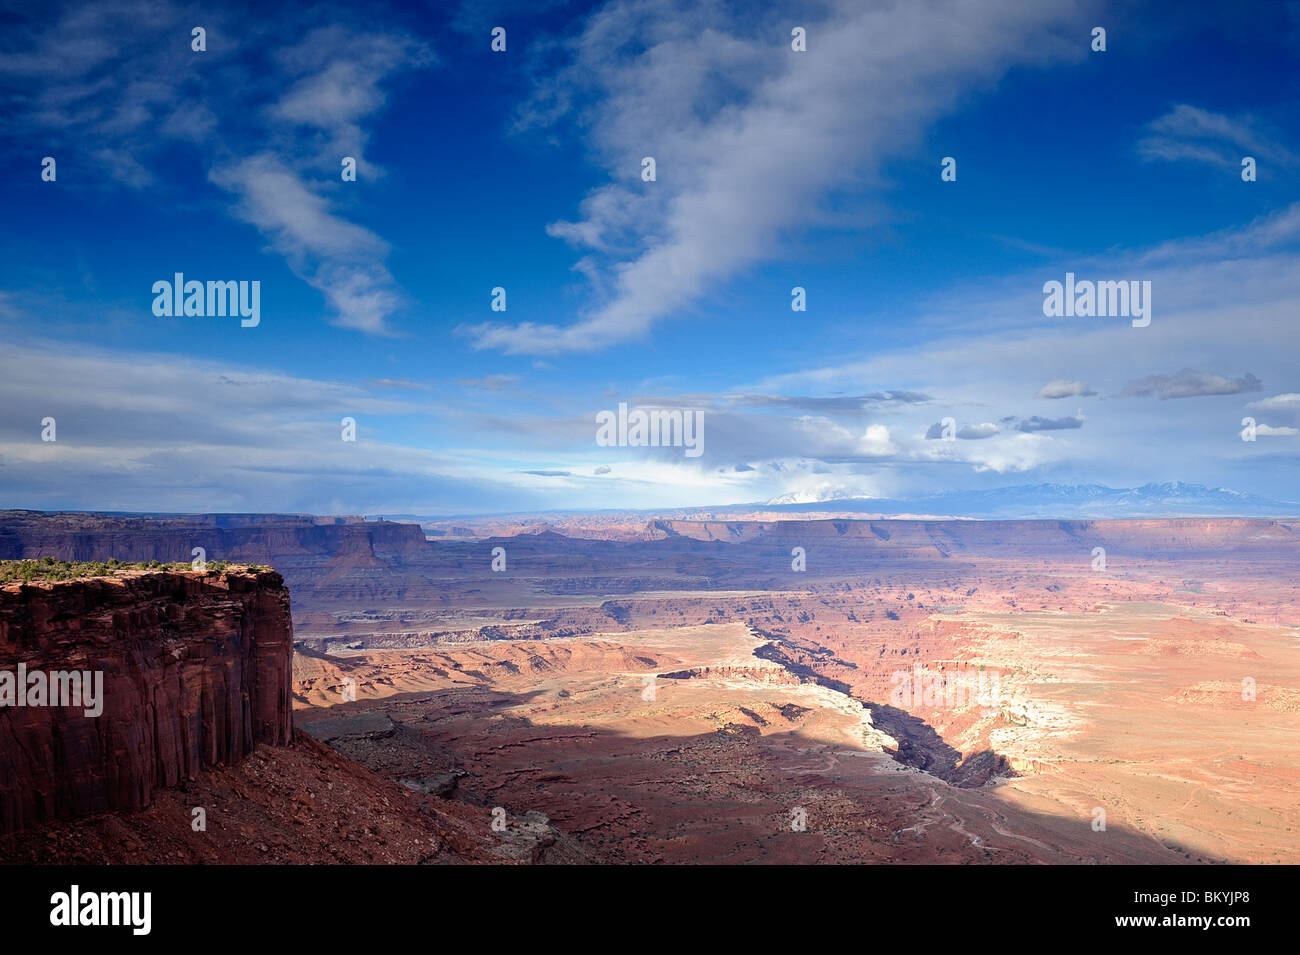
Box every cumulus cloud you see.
[911,431,1066,476]
[789,420,898,461]
[965,434,1061,474]
[958,422,1001,439]
[925,421,999,440]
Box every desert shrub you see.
[0,558,254,584]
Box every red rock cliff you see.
[0,569,293,834]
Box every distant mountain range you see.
[757,482,1300,519]
[389,482,1300,530]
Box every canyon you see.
[2,510,1298,863]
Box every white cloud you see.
[966,434,1060,474]
[0,338,509,513]
[959,422,1001,439]
[210,155,402,334]
[1254,424,1299,437]
[743,202,1300,491]
[1121,369,1262,400]
[469,0,1089,354]
[0,2,429,334]
[1249,393,1300,412]
[1138,104,1299,171]
[1037,379,1095,399]
[269,26,433,174]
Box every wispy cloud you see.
[0,337,524,513]
[619,390,930,415]
[210,154,403,334]
[1249,393,1300,412]
[727,392,932,413]
[1138,103,1299,171]
[1254,424,1299,437]
[0,1,431,334]
[456,374,522,390]
[468,0,1088,354]
[368,378,432,391]
[268,26,434,175]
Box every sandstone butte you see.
[0,568,293,834]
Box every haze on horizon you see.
[2,0,1299,517]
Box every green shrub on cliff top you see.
[0,559,262,584]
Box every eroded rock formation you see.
[0,569,293,833]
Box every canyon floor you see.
[290,530,1300,864]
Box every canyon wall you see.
[0,512,429,609]
[0,512,425,567]
[0,569,293,834]
[3,511,1298,621]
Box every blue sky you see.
[2,0,1300,515]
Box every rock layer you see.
[0,569,293,833]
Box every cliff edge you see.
[0,564,293,833]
